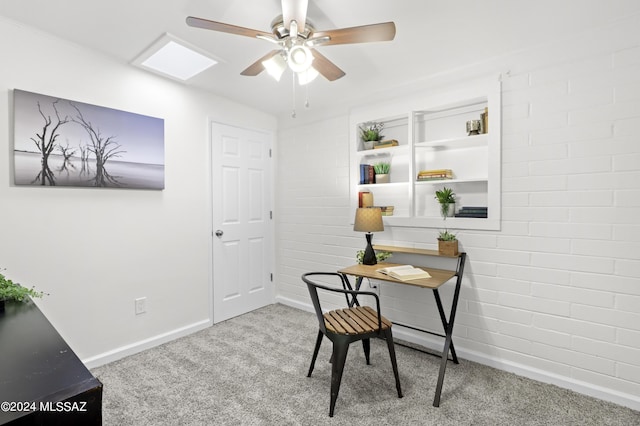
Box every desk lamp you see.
[354,207,384,265]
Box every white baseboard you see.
[275,295,313,312]
[456,347,640,412]
[82,318,212,369]
[276,298,640,412]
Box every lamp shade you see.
[353,208,384,232]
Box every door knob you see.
[215,230,223,237]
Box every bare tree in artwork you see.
[78,144,92,177]
[30,100,69,185]
[57,140,77,174]
[70,103,126,187]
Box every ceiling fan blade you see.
[311,49,345,81]
[186,16,273,39]
[240,50,281,76]
[313,22,396,46]
[281,0,308,33]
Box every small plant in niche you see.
[359,122,385,142]
[435,187,456,219]
[0,268,47,303]
[373,162,390,175]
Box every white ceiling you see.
[2,0,640,120]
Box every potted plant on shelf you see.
[373,162,391,183]
[359,122,384,150]
[435,187,456,218]
[437,230,459,256]
[435,187,459,255]
[0,268,46,312]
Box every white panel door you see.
[211,122,273,323]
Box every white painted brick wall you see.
[275,14,640,410]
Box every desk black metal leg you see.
[433,331,454,407]
[432,289,458,364]
[340,274,362,308]
[432,258,465,407]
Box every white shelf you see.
[382,215,499,231]
[356,145,409,157]
[349,78,502,231]
[415,178,487,186]
[415,133,488,150]
[358,181,409,188]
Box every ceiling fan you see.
[186,0,396,83]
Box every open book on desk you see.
[376,265,431,281]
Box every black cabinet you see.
[0,300,102,425]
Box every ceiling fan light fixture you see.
[262,54,287,81]
[287,45,313,73]
[297,66,319,85]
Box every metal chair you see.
[302,272,403,417]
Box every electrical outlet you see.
[135,297,147,315]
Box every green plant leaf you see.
[0,269,46,302]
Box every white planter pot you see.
[440,202,455,218]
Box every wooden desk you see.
[338,245,466,407]
[337,263,456,290]
[0,300,102,425]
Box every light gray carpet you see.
[92,304,639,425]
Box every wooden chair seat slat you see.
[332,309,365,334]
[345,308,376,332]
[324,311,353,334]
[326,310,360,334]
[336,309,369,334]
[359,306,392,329]
[323,306,392,335]
[351,306,380,330]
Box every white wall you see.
[0,17,276,365]
[275,14,640,410]
[2,6,638,412]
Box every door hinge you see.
[270,210,273,220]
[269,148,272,158]
[270,273,273,282]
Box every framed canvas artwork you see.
[13,89,164,189]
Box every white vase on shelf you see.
[363,141,374,150]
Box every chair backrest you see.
[302,272,382,334]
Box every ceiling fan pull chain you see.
[291,71,297,118]
[305,81,310,108]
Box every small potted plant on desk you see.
[437,230,458,256]
[0,268,46,313]
[359,122,384,150]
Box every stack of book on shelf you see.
[374,206,394,216]
[359,164,375,184]
[455,206,488,218]
[373,139,399,149]
[416,169,453,181]
[358,191,374,208]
